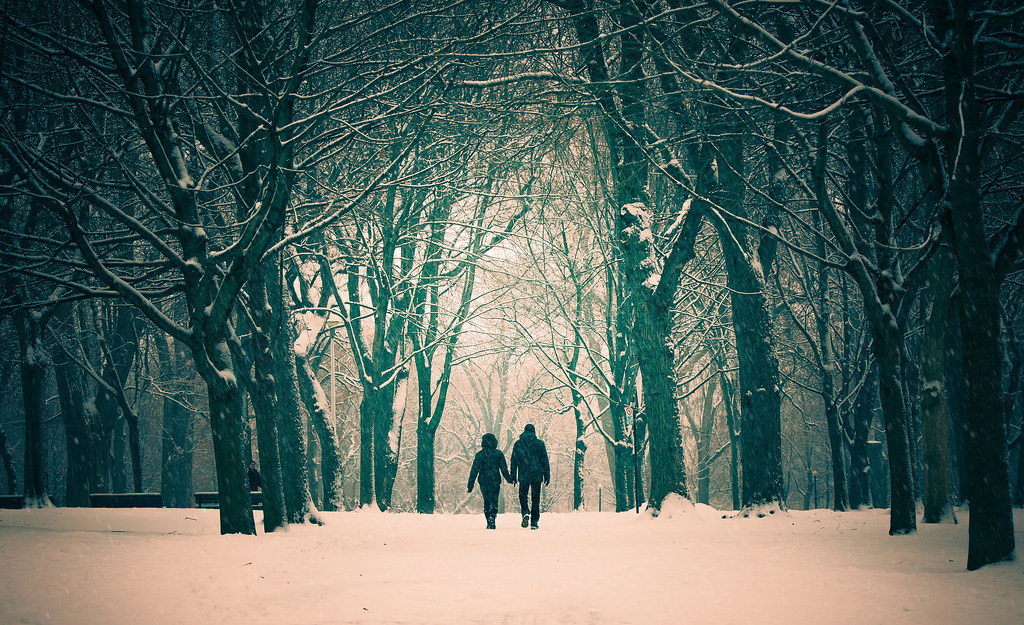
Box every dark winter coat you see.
[468,434,511,493]
[510,429,550,485]
[248,465,262,491]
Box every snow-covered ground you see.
[1,498,1021,625]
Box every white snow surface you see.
[1,500,1022,625]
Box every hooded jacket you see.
[468,433,511,492]
[510,426,550,484]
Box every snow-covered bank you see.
[1,502,1021,625]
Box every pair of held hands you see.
[467,477,550,493]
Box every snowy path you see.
[1,500,1022,624]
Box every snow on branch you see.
[460,72,585,88]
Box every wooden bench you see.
[194,491,262,509]
[89,493,163,508]
[0,495,24,509]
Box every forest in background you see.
[0,0,1020,571]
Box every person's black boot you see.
[521,514,529,528]
[486,515,496,530]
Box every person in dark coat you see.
[468,433,512,529]
[509,423,550,529]
[247,460,262,491]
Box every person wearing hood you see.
[468,433,512,529]
[509,423,550,529]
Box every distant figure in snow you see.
[510,424,550,529]
[248,460,262,491]
[468,433,512,529]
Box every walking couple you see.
[467,424,550,530]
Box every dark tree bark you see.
[295,351,342,512]
[927,0,1015,569]
[410,198,484,514]
[589,263,638,512]
[269,271,317,524]
[559,0,694,510]
[847,361,878,510]
[14,307,51,507]
[1016,437,1024,508]
[690,378,718,506]
[720,370,742,511]
[919,245,955,523]
[573,387,587,510]
[345,264,374,508]
[341,180,418,512]
[155,332,195,509]
[812,214,848,512]
[341,218,415,513]
[814,118,915,534]
[873,325,915,533]
[945,304,969,505]
[1003,330,1022,509]
[246,263,287,531]
[598,393,635,511]
[711,128,784,507]
[97,311,142,493]
[0,422,15,495]
[367,380,404,511]
[416,422,438,514]
[203,356,255,534]
[53,344,91,507]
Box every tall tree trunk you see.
[815,119,915,534]
[416,420,437,514]
[596,397,625,510]
[717,364,742,511]
[714,186,783,508]
[814,216,848,512]
[306,417,321,510]
[110,419,128,493]
[848,362,877,509]
[0,423,15,495]
[296,352,342,511]
[101,305,142,492]
[410,224,479,514]
[953,239,1014,568]
[271,303,315,524]
[15,308,50,507]
[572,387,586,511]
[54,345,90,507]
[347,264,375,508]
[248,263,287,531]
[1003,332,1022,509]
[565,0,688,510]
[929,0,1014,569]
[203,354,255,534]
[1015,438,1024,508]
[607,401,634,511]
[156,333,195,509]
[371,373,405,512]
[694,378,717,506]
[593,263,637,513]
[720,252,783,508]
[636,291,688,508]
[71,304,109,494]
[711,117,784,509]
[872,321,916,533]
[360,390,374,507]
[945,303,969,505]
[920,245,955,523]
